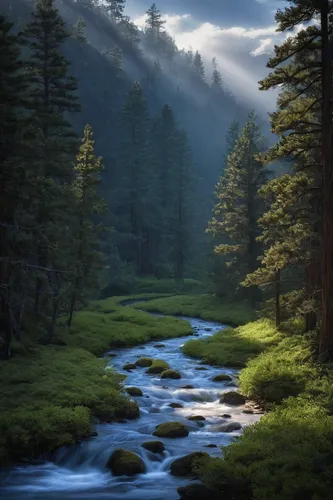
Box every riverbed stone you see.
[195,366,208,371]
[135,357,153,367]
[142,441,165,454]
[169,402,183,409]
[177,484,218,500]
[221,414,232,418]
[154,344,166,348]
[107,449,145,476]
[188,415,206,421]
[219,422,242,432]
[181,385,195,389]
[123,401,140,419]
[205,444,217,448]
[123,363,137,371]
[147,359,170,374]
[219,391,246,406]
[125,387,143,397]
[161,369,182,379]
[170,452,209,477]
[212,374,233,382]
[153,421,189,438]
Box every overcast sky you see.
[124,0,286,112]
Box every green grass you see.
[132,294,256,325]
[57,298,193,355]
[182,319,281,367]
[0,347,138,464]
[131,277,205,294]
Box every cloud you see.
[251,38,274,56]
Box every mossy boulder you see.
[188,415,205,421]
[107,449,145,476]
[121,401,140,419]
[123,363,137,371]
[177,484,218,500]
[153,421,189,438]
[220,391,246,406]
[212,374,233,382]
[169,402,183,409]
[126,387,143,397]
[142,441,165,454]
[161,369,182,379]
[147,359,170,374]
[170,452,209,477]
[195,366,208,371]
[135,358,153,367]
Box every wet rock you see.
[177,484,218,500]
[182,385,195,389]
[188,415,206,421]
[161,369,182,379]
[242,409,254,414]
[149,406,160,413]
[116,419,127,424]
[205,444,217,448]
[219,391,246,406]
[139,346,145,350]
[107,449,145,476]
[147,359,170,374]
[205,328,212,332]
[169,402,183,409]
[124,401,140,419]
[219,422,242,433]
[135,357,153,367]
[221,414,232,419]
[195,366,208,371]
[154,344,166,348]
[142,441,165,454]
[170,452,209,477]
[108,353,117,358]
[88,431,99,438]
[125,387,143,397]
[153,421,189,438]
[212,374,233,382]
[123,363,137,371]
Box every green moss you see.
[160,369,182,379]
[107,449,146,476]
[153,421,189,438]
[212,374,233,382]
[0,347,135,464]
[142,441,165,454]
[183,320,281,367]
[135,357,153,367]
[147,359,170,374]
[170,452,209,477]
[133,294,256,325]
[125,387,143,397]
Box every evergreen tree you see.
[145,3,165,37]
[0,15,28,359]
[72,17,87,43]
[211,57,223,92]
[193,51,205,80]
[118,81,153,273]
[105,0,126,22]
[22,0,80,318]
[68,124,106,331]
[208,112,267,303]
[171,129,192,283]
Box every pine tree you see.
[0,15,28,359]
[171,129,192,283]
[22,0,80,319]
[105,0,126,22]
[118,81,153,273]
[68,124,106,331]
[208,112,267,303]
[193,51,205,80]
[145,3,166,36]
[211,57,223,92]
[72,17,87,43]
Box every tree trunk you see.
[67,289,76,332]
[275,269,281,328]
[305,260,317,332]
[319,1,333,358]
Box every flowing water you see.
[1,311,262,500]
